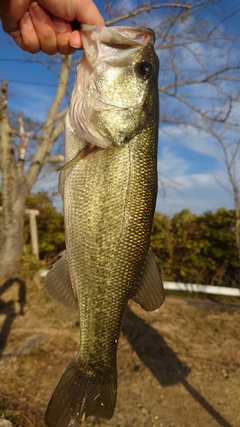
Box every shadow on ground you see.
[123,306,232,427]
[0,277,26,358]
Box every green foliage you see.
[22,192,239,286]
[20,246,42,279]
[151,208,239,287]
[24,192,65,265]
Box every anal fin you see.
[132,248,165,311]
[44,251,78,313]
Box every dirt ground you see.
[0,275,239,427]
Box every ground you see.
[0,275,239,427]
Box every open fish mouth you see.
[81,24,155,49]
[80,25,155,68]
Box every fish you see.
[44,24,164,427]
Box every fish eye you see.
[135,61,153,79]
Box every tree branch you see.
[105,3,191,26]
[160,88,232,123]
[45,155,64,164]
[51,116,66,141]
[54,107,67,123]
[160,66,240,92]
[25,55,71,190]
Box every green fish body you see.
[45,25,164,427]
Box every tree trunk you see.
[0,57,70,281]
[0,191,27,279]
[0,81,28,280]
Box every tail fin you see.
[45,358,117,427]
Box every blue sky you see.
[0,0,240,217]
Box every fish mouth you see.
[80,25,155,67]
[81,24,155,48]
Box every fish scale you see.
[66,137,156,367]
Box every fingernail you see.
[53,17,67,33]
[69,31,81,49]
[22,12,33,29]
[30,2,46,23]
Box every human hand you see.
[0,0,104,55]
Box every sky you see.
[0,0,240,217]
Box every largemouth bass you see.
[44,24,164,427]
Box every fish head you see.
[69,25,159,148]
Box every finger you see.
[0,0,31,33]
[69,30,83,49]
[29,2,58,55]
[52,15,76,55]
[75,0,105,26]
[17,12,40,53]
[38,0,104,26]
[56,32,77,55]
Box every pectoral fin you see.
[132,248,165,311]
[45,251,78,313]
[58,144,99,199]
[58,144,98,172]
[57,148,86,199]
[58,170,65,200]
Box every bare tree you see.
[1,0,240,284]
[0,1,191,281]
[0,55,70,279]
